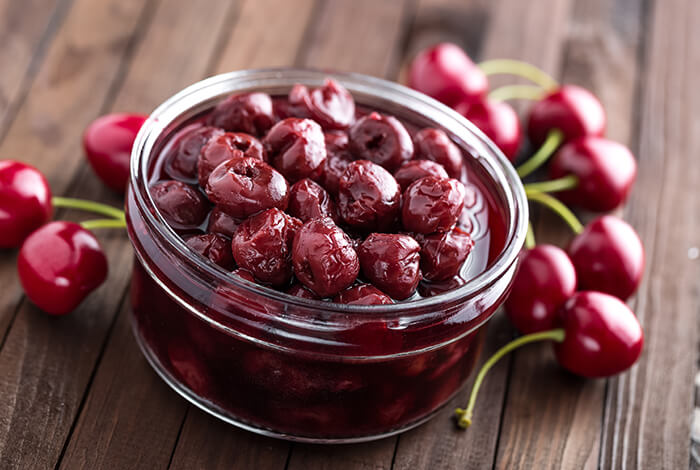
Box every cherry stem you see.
[478,59,559,91]
[53,197,125,221]
[525,222,536,250]
[522,174,579,194]
[455,328,565,429]
[516,130,564,178]
[80,218,127,230]
[488,84,545,102]
[525,189,584,234]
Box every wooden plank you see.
[599,0,700,467]
[0,1,152,467]
[494,1,647,469]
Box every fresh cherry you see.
[151,180,208,229]
[416,227,474,281]
[0,160,53,248]
[337,160,401,232]
[527,85,606,147]
[287,178,337,222]
[17,221,108,315]
[83,113,147,193]
[207,92,275,136]
[231,208,301,287]
[333,284,393,305]
[401,176,466,234]
[554,291,643,377]
[205,157,289,219]
[206,206,240,238]
[393,159,448,190]
[288,79,355,130]
[292,218,359,297]
[408,42,488,107]
[413,128,463,178]
[348,112,413,172]
[504,245,577,334]
[568,215,644,301]
[186,233,234,270]
[456,100,521,162]
[263,118,327,182]
[549,136,637,212]
[197,132,264,187]
[165,124,224,180]
[358,233,422,300]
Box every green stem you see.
[526,190,584,234]
[455,328,566,429]
[516,130,564,178]
[53,197,125,221]
[488,84,545,102]
[525,222,536,250]
[80,218,127,230]
[478,59,559,91]
[522,174,579,194]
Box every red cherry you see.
[554,291,643,378]
[320,131,353,195]
[527,85,605,147]
[207,92,275,136]
[416,227,474,282]
[17,221,108,315]
[0,161,53,248]
[164,124,224,180]
[401,176,466,234]
[83,113,147,193]
[197,132,263,187]
[288,178,337,222]
[150,180,209,229]
[288,79,356,130]
[333,284,393,305]
[456,100,521,162]
[549,136,637,212]
[505,245,577,334]
[408,42,488,107]
[206,206,240,238]
[348,112,413,172]
[286,283,321,300]
[186,233,234,270]
[264,118,327,182]
[393,159,448,190]
[413,128,463,178]
[358,233,422,300]
[568,215,644,301]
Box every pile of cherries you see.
[0,43,645,431]
[408,42,644,427]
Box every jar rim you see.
[129,68,528,316]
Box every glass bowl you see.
[125,69,528,443]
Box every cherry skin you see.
[348,112,414,172]
[207,92,275,136]
[288,78,355,130]
[264,118,327,182]
[393,159,448,190]
[231,208,301,287]
[165,124,224,180]
[186,233,234,270]
[416,227,474,281]
[0,160,53,248]
[205,157,289,219]
[83,113,147,193]
[413,128,463,178]
[554,291,643,378]
[408,42,488,107]
[337,160,401,232]
[358,233,422,300]
[401,176,466,234]
[504,245,577,334]
[292,217,359,297]
[333,284,393,305]
[17,221,108,315]
[287,178,337,222]
[197,132,263,187]
[150,180,209,229]
[527,85,606,147]
[549,136,637,212]
[568,215,644,301]
[456,99,521,162]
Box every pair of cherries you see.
[407,43,644,427]
[0,112,144,315]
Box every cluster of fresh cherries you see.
[0,43,645,431]
[408,42,644,426]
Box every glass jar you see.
[126,69,528,443]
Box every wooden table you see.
[0,0,697,468]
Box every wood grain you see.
[600,0,700,467]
